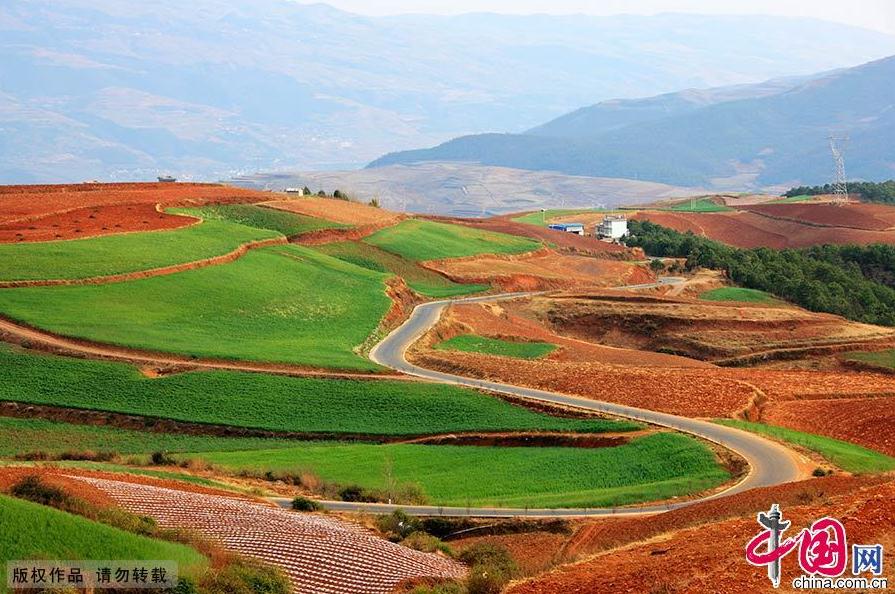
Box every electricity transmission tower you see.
[829,135,849,205]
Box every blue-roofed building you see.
[548,222,585,235]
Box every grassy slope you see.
[0,218,280,281]
[191,433,729,508]
[0,494,205,585]
[365,219,540,261]
[843,349,895,370]
[175,204,345,236]
[0,417,310,457]
[0,245,391,371]
[0,345,637,436]
[667,198,732,212]
[512,209,609,227]
[316,241,487,297]
[435,334,557,360]
[699,287,780,303]
[716,419,895,474]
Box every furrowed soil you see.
[507,475,895,594]
[631,202,895,248]
[0,204,194,242]
[741,202,895,230]
[263,197,403,226]
[0,182,269,241]
[423,249,654,292]
[763,397,895,456]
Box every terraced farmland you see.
[316,241,487,297]
[74,477,466,594]
[193,432,729,508]
[366,219,540,261]
[0,217,281,281]
[0,493,206,585]
[0,246,392,370]
[0,345,637,435]
[177,204,345,236]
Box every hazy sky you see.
[317,0,895,34]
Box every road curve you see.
[278,282,804,518]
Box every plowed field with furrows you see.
[740,203,895,230]
[631,207,895,248]
[424,250,653,292]
[762,396,895,456]
[71,477,465,594]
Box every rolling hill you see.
[369,55,895,189]
[4,1,895,182]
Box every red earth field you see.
[509,475,895,594]
[264,196,403,226]
[413,292,895,424]
[763,397,895,456]
[423,249,654,292]
[0,182,270,242]
[69,475,466,594]
[741,202,895,230]
[630,201,895,248]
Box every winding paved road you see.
[272,280,805,518]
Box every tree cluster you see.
[783,180,895,203]
[624,219,895,325]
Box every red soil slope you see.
[509,476,895,594]
[0,182,269,242]
[632,204,895,249]
[763,397,895,456]
[264,197,402,226]
[742,203,895,231]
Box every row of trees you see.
[783,180,895,203]
[624,220,895,326]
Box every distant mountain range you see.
[369,55,895,189]
[3,1,895,183]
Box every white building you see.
[597,215,628,240]
[284,187,306,195]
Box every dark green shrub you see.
[151,450,176,465]
[338,485,376,502]
[376,509,421,540]
[291,496,322,512]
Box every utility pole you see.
[829,135,849,205]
